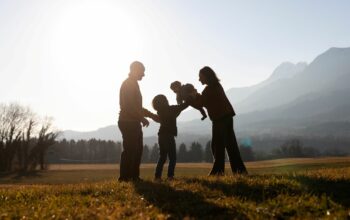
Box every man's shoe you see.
[208,171,224,177]
[234,169,248,175]
[167,177,175,181]
[154,177,162,182]
[132,177,143,182]
[118,177,130,182]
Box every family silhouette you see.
[118,61,247,182]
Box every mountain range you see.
[62,47,350,145]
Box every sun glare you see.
[43,1,149,130]
[50,1,142,82]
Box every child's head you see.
[152,94,169,111]
[170,81,182,93]
[182,84,196,94]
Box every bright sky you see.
[1,0,350,131]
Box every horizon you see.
[1,0,350,131]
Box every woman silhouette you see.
[194,66,247,175]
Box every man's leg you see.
[167,136,176,178]
[118,121,137,181]
[225,118,248,174]
[131,123,143,180]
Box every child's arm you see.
[171,102,189,117]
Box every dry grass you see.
[47,156,350,170]
[1,157,350,219]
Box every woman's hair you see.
[199,66,220,85]
[152,94,169,111]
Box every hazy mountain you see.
[62,47,350,142]
[61,124,211,147]
[269,62,307,80]
[228,61,307,104]
[235,88,350,135]
[62,123,159,142]
[235,47,350,113]
[62,125,121,141]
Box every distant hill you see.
[235,47,350,136]
[234,47,350,114]
[62,47,350,144]
[61,122,212,147]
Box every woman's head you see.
[199,66,220,85]
[152,94,169,111]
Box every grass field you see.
[1,157,350,219]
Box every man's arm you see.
[143,108,160,123]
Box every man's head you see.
[152,94,169,111]
[170,81,182,93]
[129,61,145,81]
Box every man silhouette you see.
[118,61,158,181]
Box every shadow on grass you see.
[133,180,245,219]
[15,170,41,177]
[183,175,350,208]
[295,175,350,208]
[0,170,42,182]
[183,176,303,203]
[0,172,13,178]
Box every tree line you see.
[254,138,348,160]
[47,139,257,164]
[48,140,216,163]
[47,137,349,164]
[0,103,58,172]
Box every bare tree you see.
[29,117,59,170]
[0,103,59,172]
[19,109,37,171]
[0,103,26,171]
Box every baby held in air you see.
[170,81,207,120]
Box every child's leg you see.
[189,103,207,120]
[167,136,177,178]
[155,135,168,179]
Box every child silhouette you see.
[152,94,188,181]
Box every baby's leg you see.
[199,107,207,120]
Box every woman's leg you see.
[209,121,225,175]
[225,117,248,174]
